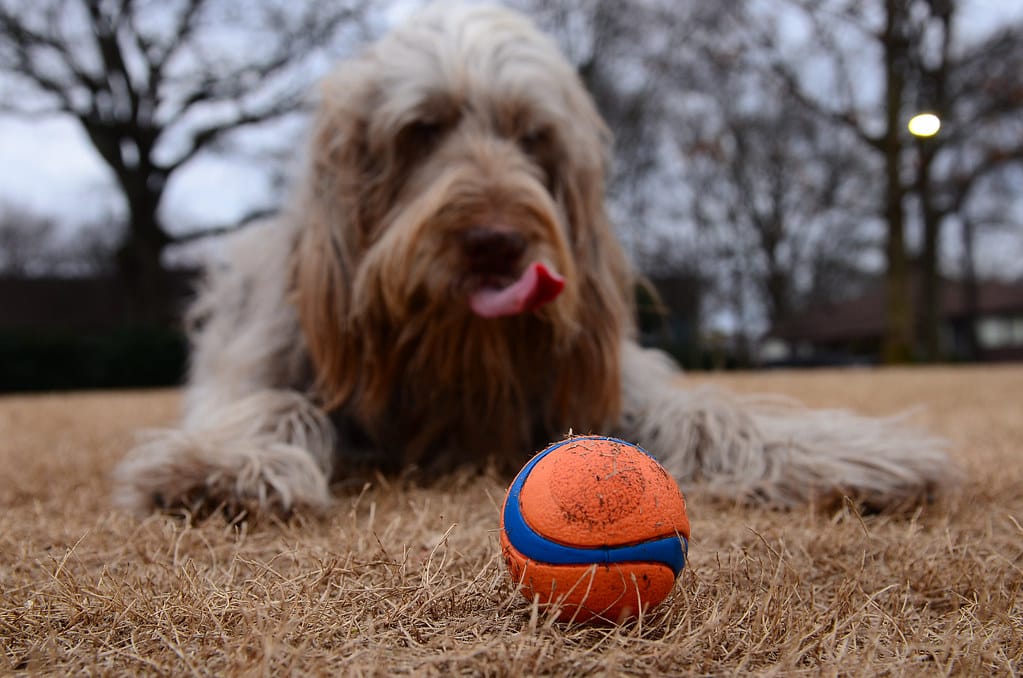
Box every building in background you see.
[760,276,1023,366]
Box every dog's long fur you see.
[114,4,952,516]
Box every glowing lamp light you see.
[908,113,941,138]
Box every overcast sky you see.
[0,0,420,238]
[0,0,1021,254]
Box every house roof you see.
[768,277,1023,344]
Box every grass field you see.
[2,366,1021,676]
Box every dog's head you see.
[291,4,633,460]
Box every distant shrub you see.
[0,327,187,392]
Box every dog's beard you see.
[341,158,586,470]
[352,311,569,472]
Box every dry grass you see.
[2,366,1022,676]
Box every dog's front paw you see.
[113,430,331,519]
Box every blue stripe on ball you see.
[503,436,688,576]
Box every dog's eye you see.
[402,120,448,152]
[517,127,557,190]
[518,127,552,155]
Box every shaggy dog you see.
[115,4,950,516]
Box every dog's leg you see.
[114,390,334,516]
[113,223,335,516]
[618,343,953,508]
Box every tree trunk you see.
[115,230,170,325]
[114,169,172,325]
[916,3,952,363]
[881,0,915,364]
[918,141,941,361]
[960,217,980,360]
[79,118,174,324]
[883,168,913,364]
[766,265,790,330]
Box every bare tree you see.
[916,19,1023,359]
[689,108,878,329]
[765,0,1023,362]
[518,0,1023,362]
[667,17,883,352]
[758,0,919,361]
[0,0,368,318]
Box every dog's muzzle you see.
[460,226,564,318]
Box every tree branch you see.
[158,94,304,173]
[0,3,110,114]
[171,207,278,244]
[771,61,884,152]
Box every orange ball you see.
[500,436,690,623]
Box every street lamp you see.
[908,112,941,138]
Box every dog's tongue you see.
[469,262,565,318]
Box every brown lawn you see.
[1,366,1021,676]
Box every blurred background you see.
[1,0,1021,392]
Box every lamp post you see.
[909,111,942,359]
[908,112,941,138]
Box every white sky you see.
[0,115,286,234]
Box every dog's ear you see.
[550,105,635,431]
[556,94,633,317]
[291,76,374,412]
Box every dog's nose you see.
[462,226,527,274]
